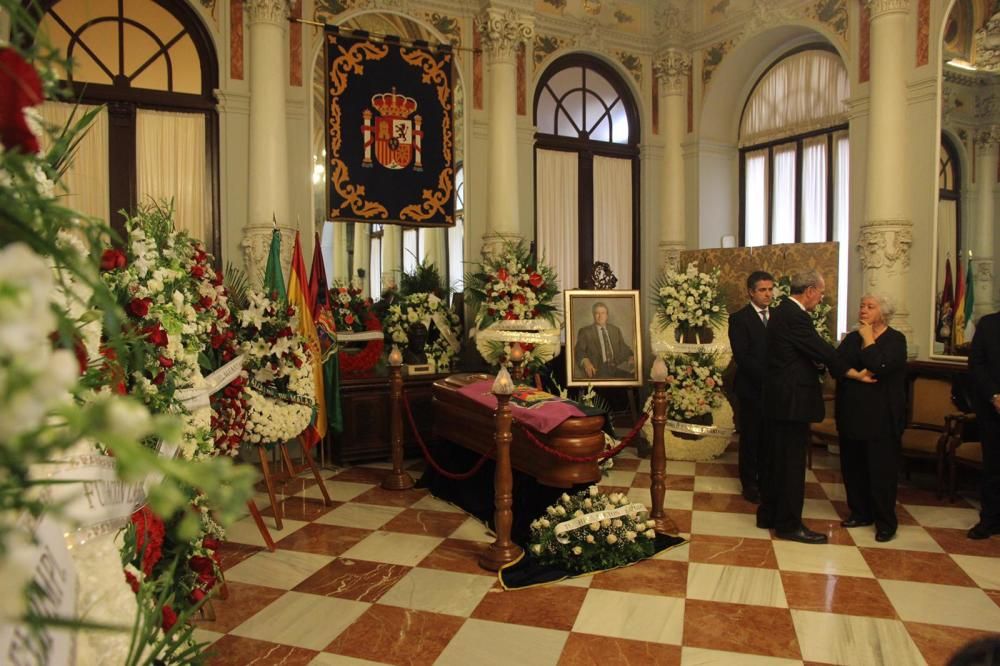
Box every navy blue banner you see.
[325,28,455,227]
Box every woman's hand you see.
[845,368,877,383]
[858,321,875,346]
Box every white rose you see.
[588,486,598,497]
[572,546,583,555]
[555,505,566,516]
[585,535,595,543]
[645,529,656,539]
[588,522,600,532]
[560,493,571,504]
[612,519,623,529]
[606,534,618,545]
[530,544,542,555]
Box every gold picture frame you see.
[564,290,643,387]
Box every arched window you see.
[534,55,640,290]
[739,47,849,247]
[32,0,219,252]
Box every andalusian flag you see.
[309,232,343,433]
[964,258,976,341]
[263,229,287,302]
[953,257,966,348]
[288,232,326,450]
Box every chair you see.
[943,412,983,502]
[899,376,959,495]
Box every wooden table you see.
[431,373,606,488]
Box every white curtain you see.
[772,144,796,244]
[419,227,447,278]
[447,216,464,291]
[592,155,633,289]
[324,221,350,284]
[801,136,828,242]
[136,109,209,243]
[740,50,849,147]
[536,149,579,295]
[744,149,768,247]
[402,228,419,275]
[38,101,110,225]
[834,133,850,337]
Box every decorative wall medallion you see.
[425,12,462,47]
[810,0,847,40]
[615,51,642,85]
[654,48,691,97]
[702,39,734,86]
[534,33,570,65]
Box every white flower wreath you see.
[383,292,461,371]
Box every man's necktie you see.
[760,309,768,326]
[601,327,614,362]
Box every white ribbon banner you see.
[0,508,78,666]
[553,503,648,544]
[337,330,383,343]
[665,419,735,438]
[175,354,245,411]
[651,339,729,355]
[431,311,461,350]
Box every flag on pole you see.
[953,257,966,348]
[263,229,287,303]
[309,232,343,433]
[288,232,326,451]
[964,257,976,341]
[935,256,954,343]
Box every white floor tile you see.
[772,541,874,578]
[339,530,444,566]
[686,562,787,608]
[378,568,495,616]
[880,579,1000,631]
[791,610,925,666]
[572,588,685,644]
[230,591,368,650]
[224,548,334,590]
[434,619,568,666]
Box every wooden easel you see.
[254,436,332,532]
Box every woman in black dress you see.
[835,294,908,542]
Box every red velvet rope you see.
[515,410,651,463]
[401,389,494,480]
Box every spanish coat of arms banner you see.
[325,27,455,227]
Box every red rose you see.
[72,338,88,375]
[0,48,44,154]
[190,588,206,603]
[189,555,214,575]
[161,605,177,632]
[100,248,128,272]
[202,537,220,551]
[190,265,205,278]
[529,272,544,288]
[158,356,173,368]
[345,313,355,325]
[200,296,214,309]
[131,507,165,576]
[124,569,140,594]
[151,371,165,385]
[514,293,526,304]
[143,323,168,348]
[128,297,152,318]
[504,311,518,320]
[497,268,509,282]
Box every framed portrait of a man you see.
[564,290,643,387]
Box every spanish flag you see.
[288,232,326,450]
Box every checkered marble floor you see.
[196,444,1000,666]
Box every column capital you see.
[241,226,294,287]
[245,0,290,26]
[475,7,534,63]
[658,241,685,272]
[863,0,909,19]
[975,125,1000,150]
[653,49,691,97]
[857,219,912,273]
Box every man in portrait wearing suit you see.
[574,301,636,379]
[728,270,775,504]
[967,308,1000,539]
[758,270,874,544]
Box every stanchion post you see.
[649,356,679,535]
[382,345,415,490]
[479,366,523,571]
[509,342,526,384]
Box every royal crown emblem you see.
[361,87,424,171]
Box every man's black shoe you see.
[742,487,761,504]
[967,522,1000,540]
[775,527,828,544]
[875,530,895,543]
[840,517,874,528]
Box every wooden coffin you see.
[431,373,606,488]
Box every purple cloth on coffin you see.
[455,380,586,434]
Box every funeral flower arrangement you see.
[652,262,726,338]
[465,241,561,373]
[0,15,254,664]
[236,290,315,445]
[330,278,384,375]
[528,486,657,574]
[773,276,834,343]
[383,291,461,370]
[660,351,725,421]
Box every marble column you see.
[858,0,913,347]
[653,49,691,272]
[475,6,534,258]
[973,126,999,319]
[240,0,292,286]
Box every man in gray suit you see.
[574,301,635,379]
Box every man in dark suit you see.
[967,309,1000,539]
[728,270,775,503]
[575,301,635,379]
[758,270,874,544]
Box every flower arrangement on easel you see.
[465,240,561,375]
[329,277,383,375]
[381,262,461,371]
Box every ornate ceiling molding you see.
[653,48,691,97]
[475,7,534,63]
